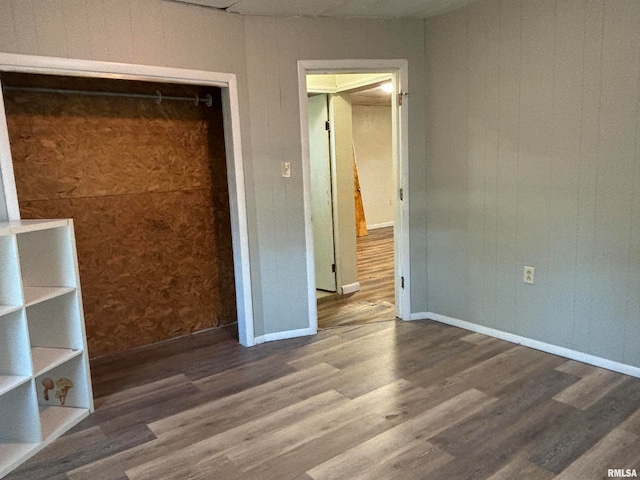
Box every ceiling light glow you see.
[380,83,393,93]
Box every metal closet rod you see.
[2,85,213,107]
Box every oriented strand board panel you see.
[5,75,216,201]
[3,73,236,357]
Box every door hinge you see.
[331,263,336,273]
[325,120,331,131]
[399,91,408,106]
[401,276,405,289]
[399,187,404,201]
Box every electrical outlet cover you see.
[523,266,535,284]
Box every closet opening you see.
[2,71,237,358]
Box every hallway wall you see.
[352,105,394,229]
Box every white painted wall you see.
[352,105,394,228]
[424,0,640,368]
[243,16,427,334]
[0,1,428,338]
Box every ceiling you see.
[307,73,392,106]
[170,0,480,19]
[350,85,391,107]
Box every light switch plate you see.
[281,162,291,178]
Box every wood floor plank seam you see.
[306,388,498,479]
[124,390,351,480]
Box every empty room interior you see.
[0,0,639,479]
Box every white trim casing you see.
[306,73,391,94]
[297,63,321,337]
[367,221,394,230]
[306,86,337,94]
[341,282,360,294]
[410,312,640,379]
[254,327,317,345]
[221,77,255,347]
[0,88,19,220]
[394,62,410,321]
[0,53,256,347]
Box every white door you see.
[308,94,337,292]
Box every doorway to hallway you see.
[302,66,405,330]
[299,61,409,328]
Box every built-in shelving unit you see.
[0,219,93,479]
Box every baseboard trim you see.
[254,327,316,345]
[367,221,393,230]
[342,282,361,294]
[409,312,640,379]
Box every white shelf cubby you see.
[0,310,31,396]
[0,382,41,479]
[26,291,84,376]
[15,220,77,289]
[36,355,91,441]
[0,234,23,313]
[0,219,93,479]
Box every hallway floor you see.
[317,227,395,329]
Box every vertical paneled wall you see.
[3,75,236,357]
[0,0,266,339]
[0,0,247,71]
[424,0,640,367]
[0,1,429,339]
[243,16,428,331]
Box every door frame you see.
[297,59,411,326]
[0,52,256,346]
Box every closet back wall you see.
[2,74,236,357]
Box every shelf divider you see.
[0,305,22,317]
[31,347,82,377]
[0,443,40,479]
[23,286,75,307]
[39,405,89,441]
[0,375,31,397]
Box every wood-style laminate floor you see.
[7,319,640,480]
[317,227,395,329]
